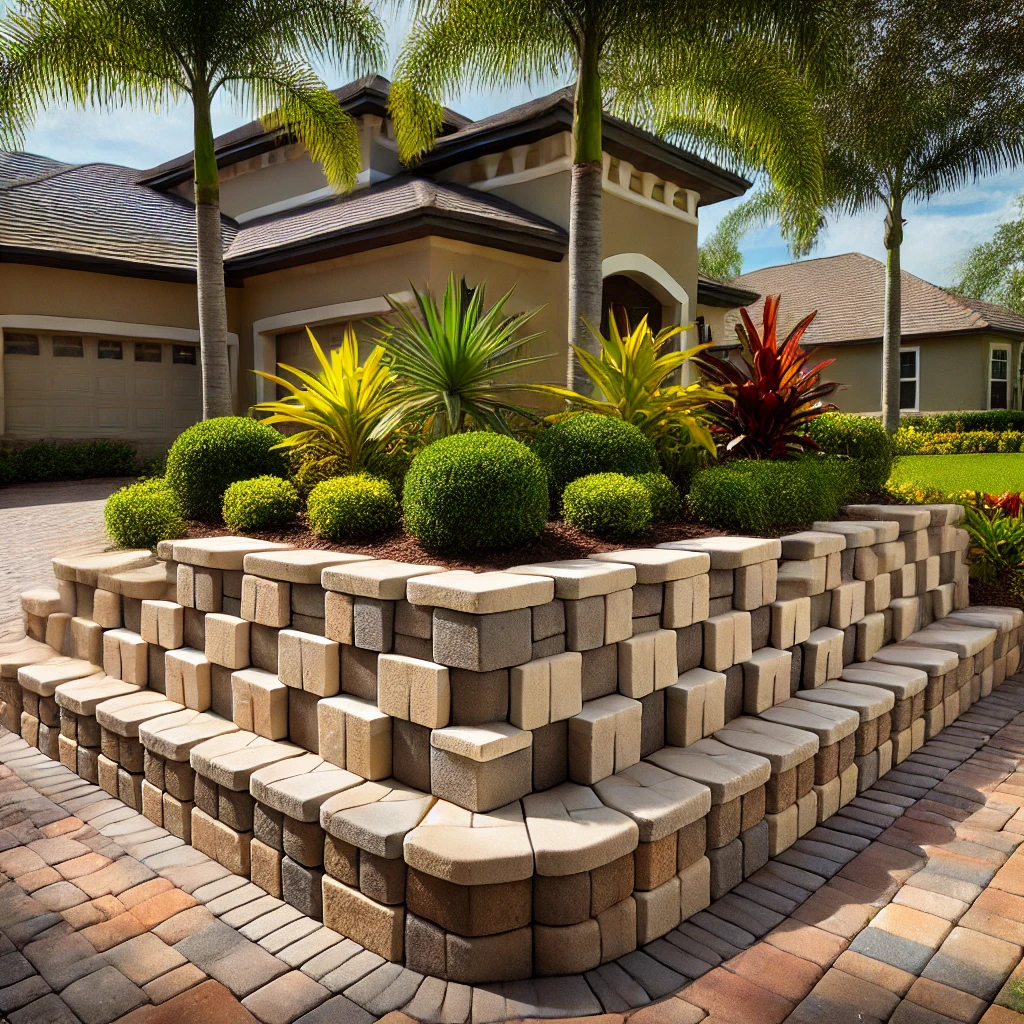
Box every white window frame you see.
[899,345,920,412]
[988,341,1012,411]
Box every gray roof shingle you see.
[725,253,1024,345]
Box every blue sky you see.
[13,13,1024,291]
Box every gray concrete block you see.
[533,600,566,640]
[532,720,568,792]
[251,623,280,673]
[639,690,665,758]
[393,719,431,793]
[580,644,618,702]
[676,624,703,672]
[450,669,509,726]
[429,745,532,812]
[565,596,606,651]
[707,838,742,899]
[254,802,284,852]
[289,687,321,753]
[282,855,324,921]
[353,598,395,653]
[341,645,378,701]
[433,608,532,672]
[741,819,769,877]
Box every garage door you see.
[1,330,202,449]
[274,320,382,398]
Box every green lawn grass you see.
[890,454,1024,493]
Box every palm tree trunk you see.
[881,196,904,433]
[567,42,604,391]
[193,92,233,419]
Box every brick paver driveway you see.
[0,479,121,641]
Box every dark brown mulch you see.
[185,516,723,571]
[970,580,1024,612]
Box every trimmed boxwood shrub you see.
[403,432,548,552]
[533,414,659,501]
[903,410,1024,433]
[635,471,682,522]
[165,417,287,520]
[104,478,185,549]
[222,476,299,532]
[307,474,400,541]
[687,457,859,533]
[807,412,894,493]
[562,473,653,540]
[0,439,138,485]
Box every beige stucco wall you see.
[696,304,731,347]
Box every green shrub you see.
[895,428,1008,455]
[807,413,894,493]
[0,448,15,487]
[533,414,659,501]
[403,432,548,552]
[998,431,1024,454]
[222,476,300,532]
[687,457,859,533]
[562,473,652,540]
[104,479,185,549]
[903,410,1024,433]
[165,417,287,519]
[307,474,400,541]
[634,472,682,522]
[5,439,138,483]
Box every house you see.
[0,76,749,453]
[723,253,1024,414]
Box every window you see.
[172,345,197,365]
[899,348,919,410]
[52,335,84,357]
[990,345,1010,410]
[3,332,39,355]
[98,339,123,360]
[134,342,162,363]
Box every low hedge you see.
[104,478,185,549]
[687,457,859,533]
[807,413,894,493]
[893,428,1023,455]
[0,440,138,485]
[563,473,652,540]
[902,410,1024,433]
[307,474,400,541]
[222,476,300,532]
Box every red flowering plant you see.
[692,294,841,459]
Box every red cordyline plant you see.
[693,294,841,459]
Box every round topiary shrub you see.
[403,432,548,552]
[307,474,400,541]
[807,413,894,494]
[165,417,288,520]
[562,472,652,540]
[222,476,299,533]
[104,479,186,549]
[533,414,659,502]
[635,472,682,522]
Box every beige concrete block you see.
[635,875,682,943]
[771,598,811,650]
[830,582,866,630]
[781,531,846,560]
[204,614,250,670]
[45,612,71,656]
[508,559,636,599]
[814,776,841,822]
[591,549,709,585]
[324,591,354,645]
[742,648,792,714]
[604,589,633,645]
[549,651,584,722]
[766,804,799,855]
[678,855,711,921]
[232,668,288,740]
[250,838,283,898]
[230,670,253,731]
[140,600,183,650]
[280,630,341,698]
[666,668,726,747]
[802,627,844,688]
[322,876,404,961]
[141,779,163,826]
[856,612,886,662]
[568,694,642,784]
[777,559,826,600]
[876,541,907,574]
[533,920,601,976]
[318,695,393,780]
[407,570,553,613]
[596,896,636,963]
[839,762,858,806]
[377,654,450,729]
[617,629,677,699]
[662,574,711,628]
[796,791,816,836]
[163,792,192,842]
[825,551,842,591]
[92,589,122,629]
[889,598,921,642]
[917,555,940,593]
[166,648,212,711]
[864,574,891,615]
[510,658,550,731]
[322,559,445,600]
[661,537,781,569]
[71,617,103,665]
[703,614,734,672]
[241,574,291,628]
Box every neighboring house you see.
[0,75,749,453]
[723,253,1024,414]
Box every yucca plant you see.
[693,294,840,459]
[375,274,551,436]
[253,325,401,475]
[538,314,724,479]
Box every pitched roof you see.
[140,75,471,188]
[725,252,1024,345]
[0,151,72,187]
[697,272,759,309]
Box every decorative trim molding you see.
[0,314,237,347]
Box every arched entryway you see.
[601,274,664,336]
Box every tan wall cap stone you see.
[190,731,304,789]
[913,623,998,657]
[172,537,293,571]
[250,752,363,820]
[0,637,58,679]
[871,643,959,677]
[322,560,446,600]
[156,540,176,561]
[18,657,100,696]
[645,739,771,802]
[780,531,847,559]
[430,722,532,762]
[139,708,238,761]
[588,549,710,584]
[320,779,434,857]
[505,559,636,599]
[800,680,895,719]
[841,661,928,699]
[657,536,781,569]
[523,782,639,876]
[811,521,884,548]
[97,562,176,600]
[52,550,153,586]
[406,570,554,613]
[759,700,860,744]
[845,505,930,534]
[402,799,534,885]
[593,762,711,842]
[948,607,1023,631]
[55,675,138,715]
[95,690,183,736]
[243,549,372,584]
[914,504,966,527]
[20,589,63,616]
[713,717,819,773]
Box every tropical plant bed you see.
[180,515,723,571]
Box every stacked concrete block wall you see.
[4,503,1024,984]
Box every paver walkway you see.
[3,686,1024,1024]
[0,480,120,641]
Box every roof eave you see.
[698,279,760,308]
[0,245,197,283]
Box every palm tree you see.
[3,0,384,418]
[389,0,832,391]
